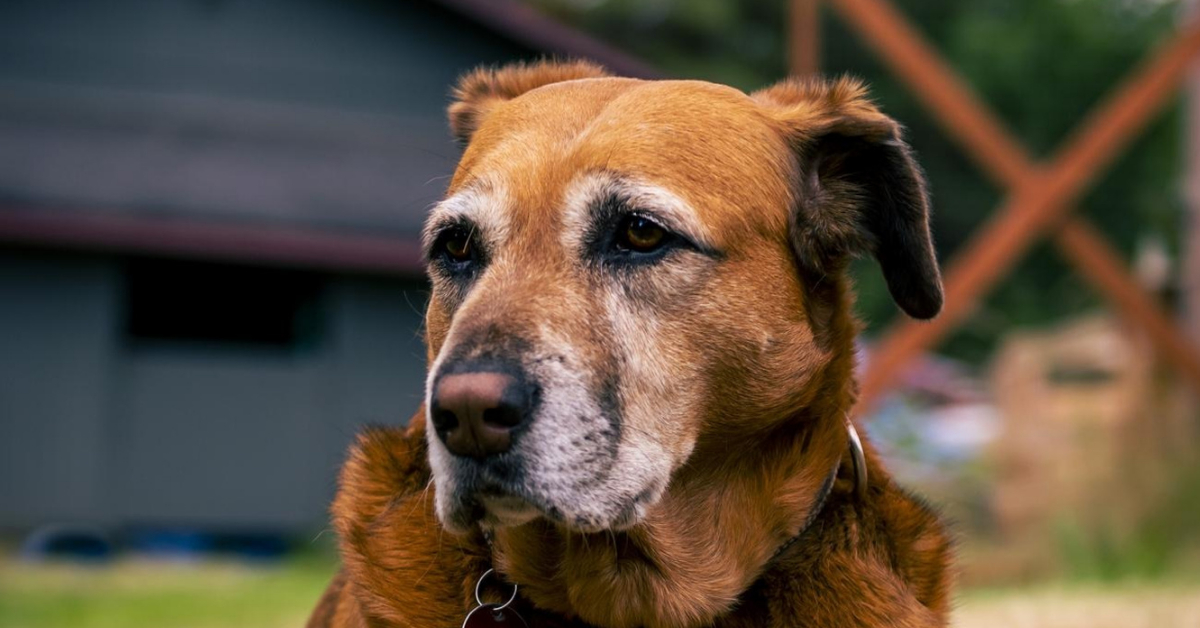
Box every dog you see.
[307,60,952,628]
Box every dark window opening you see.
[124,258,325,349]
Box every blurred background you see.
[1,0,1199,626]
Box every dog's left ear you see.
[753,77,943,319]
[449,59,610,144]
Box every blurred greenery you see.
[529,0,1186,363]
[0,556,332,628]
[1055,457,1200,581]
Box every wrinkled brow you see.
[563,172,717,252]
[422,184,509,254]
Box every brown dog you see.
[307,60,952,628]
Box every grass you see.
[0,556,333,628]
[2,555,1199,627]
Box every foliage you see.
[529,0,1185,363]
[1056,457,1200,581]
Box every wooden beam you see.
[858,22,1200,408]
[830,0,1200,396]
[1184,1,1200,345]
[832,0,1200,408]
[790,0,821,77]
[829,0,1030,187]
[1057,220,1200,386]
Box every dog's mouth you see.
[441,465,567,531]
[434,455,546,531]
[436,457,655,534]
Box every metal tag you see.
[463,603,528,627]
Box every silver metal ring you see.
[473,568,519,611]
[845,415,868,501]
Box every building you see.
[0,0,652,536]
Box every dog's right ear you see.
[753,77,943,320]
[448,60,610,145]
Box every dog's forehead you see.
[449,79,796,240]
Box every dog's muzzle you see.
[426,351,638,533]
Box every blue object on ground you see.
[21,524,114,561]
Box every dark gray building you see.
[0,0,652,535]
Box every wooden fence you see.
[789,0,1200,412]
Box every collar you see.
[769,415,868,563]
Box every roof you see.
[431,0,662,79]
[0,0,660,275]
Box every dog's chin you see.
[477,495,541,530]
[437,488,653,535]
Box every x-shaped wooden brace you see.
[792,0,1200,412]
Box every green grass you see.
[0,556,335,628]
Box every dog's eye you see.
[440,228,474,263]
[616,215,667,253]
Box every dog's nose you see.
[431,371,528,458]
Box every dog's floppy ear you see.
[448,59,610,144]
[754,77,943,319]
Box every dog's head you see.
[422,61,941,534]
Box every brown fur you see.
[308,60,953,628]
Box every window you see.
[124,258,324,349]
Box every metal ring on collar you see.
[845,415,868,501]
[474,568,519,611]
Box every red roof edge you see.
[0,206,426,276]
[432,0,664,79]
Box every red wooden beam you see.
[790,0,821,77]
[830,0,1030,187]
[1058,219,1200,387]
[830,0,1200,409]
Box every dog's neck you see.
[490,380,853,628]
